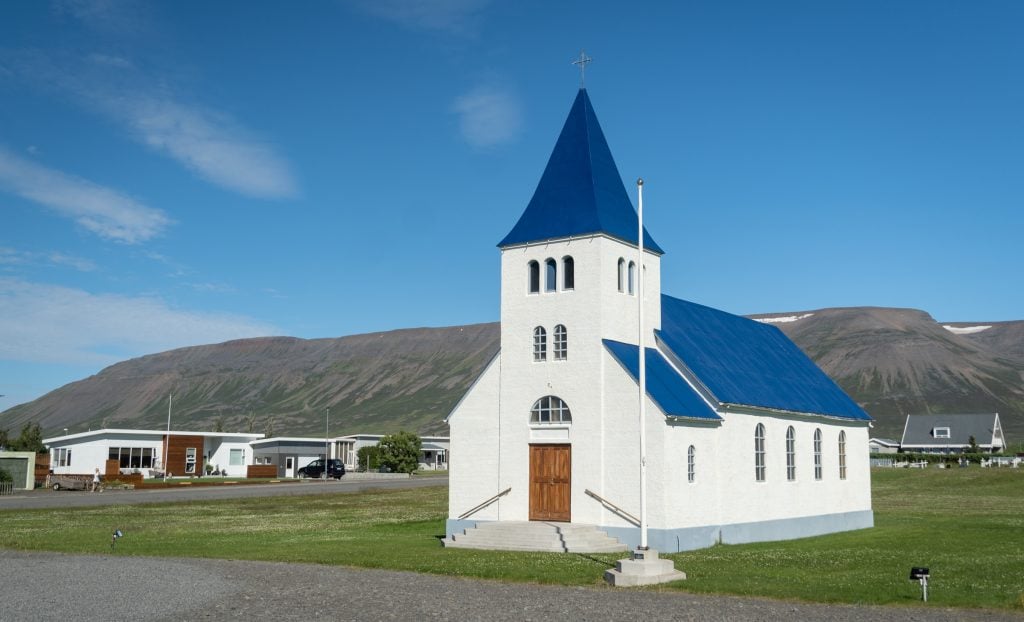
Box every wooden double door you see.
[529,444,571,522]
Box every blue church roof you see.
[656,295,871,421]
[499,89,663,253]
[604,339,721,421]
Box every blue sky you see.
[1,0,1021,411]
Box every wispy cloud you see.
[0,146,171,243]
[121,96,298,199]
[3,44,297,200]
[52,0,153,38]
[0,278,279,366]
[452,85,523,148]
[0,247,97,272]
[354,0,490,34]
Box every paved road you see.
[0,476,447,510]
[0,550,1017,622]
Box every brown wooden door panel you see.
[529,444,571,522]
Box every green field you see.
[1,468,1022,610]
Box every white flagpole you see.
[637,178,648,550]
[163,392,172,482]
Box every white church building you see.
[445,88,873,552]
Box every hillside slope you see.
[2,308,1021,443]
[754,308,1024,439]
[0,323,500,437]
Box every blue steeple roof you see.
[498,89,663,253]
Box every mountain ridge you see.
[2,307,1021,442]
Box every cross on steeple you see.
[572,49,592,88]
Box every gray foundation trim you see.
[602,510,874,553]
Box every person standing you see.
[91,468,101,492]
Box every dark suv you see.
[297,458,345,479]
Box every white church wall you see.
[447,355,502,527]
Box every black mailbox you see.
[909,567,929,580]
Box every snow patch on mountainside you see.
[754,313,815,324]
[943,325,992,335]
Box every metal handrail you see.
[458,487,511,520]
[585,488,640,525]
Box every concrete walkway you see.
[0,550,1017,622]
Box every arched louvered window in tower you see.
[562,256,574,290]
[553,324,567,360]
[533,326,547,362]
[545,258,557,292]
[755,423,766,482]
[530,396,572,424]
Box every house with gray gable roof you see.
[900,413,1006,454]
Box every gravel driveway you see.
[1,550,1017,622]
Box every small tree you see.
[0,467,12,483]
[357,445,380,472]
[213,415,225,433]
[967,435,980,454]
[264,415,276,438]
[378,431,422,474]
[11,422,44,453]
[0,427,9,451]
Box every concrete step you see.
[444,521,626,553]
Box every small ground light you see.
[111,529,123,551]
[909,566,930,601]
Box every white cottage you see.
[445,88,873,552]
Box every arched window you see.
[813,429,822,480]
[530,396,572,424]
[786,426,796,481]
[687,445,696,483]
[562,256,574,290]
[528,261,540,294]
[628,261,636,295]
[838,431,847,480]
[533,326,547,362]
[617,258,625,292]
[553,324,567,360]
[754,423,766,482]
[545,258,557,292]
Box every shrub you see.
[0,468,12,483]
[378,431,422,474]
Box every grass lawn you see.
[1,468,1022,610]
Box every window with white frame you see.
[185,447,197,474]
[562,256,574,290]
[533,326,547,361]
[933,427,951,439]
[553,324,567,360]
[229,448,244,466]
[687,445,696,483]
[755,423,766,482]
[617,258,625,292]
[54,447,72,468]
[628,261,636,295]
[108,447,154,469]
[838,431,847,480]
[530,396,572,424]
[813,428,822,480]
[786,426,796,481]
